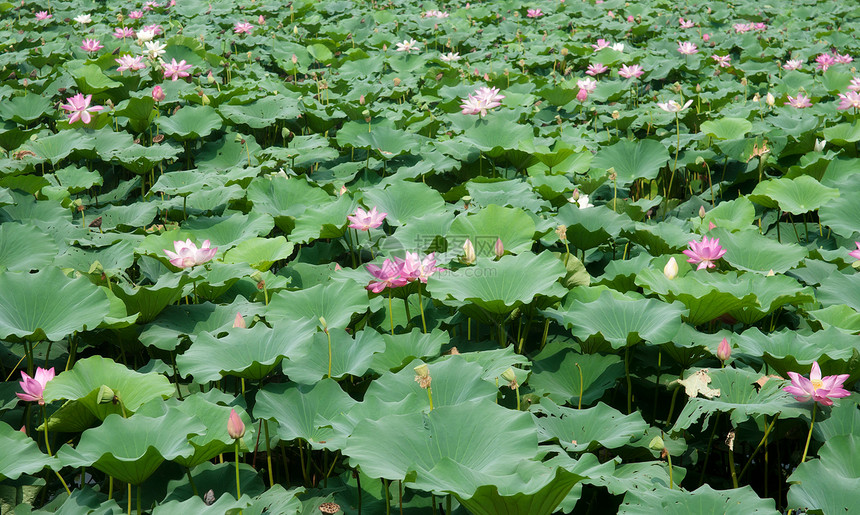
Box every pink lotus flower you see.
[258,15,266,24]
[679,17,694,28]
[365,259,409,293]
[627,15,635,23]
[733,23,752,34]
[618,64,644,79]
[128,10,144,19]
[81,39,104,53]
[849,242,860,261]
[575,77,597,102]
[152,85,166,102]
[475,86,505,104]
[657,99,693,113]
[17,367,55,405]
[347,206,387,231]
[113,27,136,39]
[460,86,505,117]
[60,93,104,124]
[833,52,853,64]
[232,312,246,328]
[837,91,860,110]
[526,8,543,18]
[397,252,444,283]
[227,409,245,439]
[394,38,419,53]
[677,41,698,55]
[144,1,161,10]
[716,338,731,361]
[783,59,803,71]
[683,235,726,270]
[234,21,254,34]
[591,39,611,51]
[816,53,836,71]
[784,361,850,406]
[711,55,731,68]
[848,78,860,92]
[754,22,767,31]
[702,33,710,42]
[143,24,163,35]
[115,55,145,73]
[163,58,192,81]
[785,93,812,108]
[35,11,52,20]
[586,63,608,76]
[423,10,449,18]
[163,239,218,268]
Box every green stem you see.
[235,440,242,499]
[800,404,816,464]
[137,483,142,515]
[575,362,584,409]
[417,289,427,334]
[427,387,434,411]
[739,414,778,481]
[514,383,520,411]
[326,329,333,379]
[186,468,198,497]
[403,298,412,326]
[728,441,738,488]
[42,405,71,496]
[698,413,721,486]
[264,420,274,487]
[667,451,674,489]
[384,479,390,515]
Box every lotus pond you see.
[3,0,860,513]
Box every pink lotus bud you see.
[717,337,731,361]
[258,15,265,24]
[152,85,165,102]
[227,409,245,439]
[708,221,716,230]
[291,54,298,64]
[576,88,588,102]
[334,263,342,271]
[627,15,634,22]
[232,312,246,328]
[702,33,710,42]
[494,238,504,259]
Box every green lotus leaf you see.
[218,96,300,129]
[152,493,249,515]
[254,378,358,450]
[0,267,111,341]
[671,367,809,432]
[809,305,860,332]
[591,139,670,186]
[43,356,174,420]
[0,421,55,480]
[0,223,57,272]
[713,228,807,273]
[24,131,95,165]
[787,434,860,515]
[737,327,860,381]
[816,271,860,311]
[528,341,624,406]
[698,197,756,232]
[823,122,860,145]
[266,280,369,329]
[177,319,316,382]
[700,117,753,140]
[280,328,385,384]
[814,397,860,441]
[619,484,778,514]
[152,170,224,196]
[749,175,839,215]
[455,346,531,383]
[466,178,549,213]
[289,194,354,244]
[111,272,190,324]
[156,105,223,140]
[427,253,567,323]
[370,328,449,373]
[454,465,585,515]
[454,114,535,156]
[245,175,331,231]
[621,219,695,255]
[532,398,648,452]
[554,204,628,250]
[819,190,860,238]
[57,410,204,485]
[360,181,446,227]
[113,143,182,175]
[0,94,52,124]
[223,236,294,271]
[448,204,536,256]
[336,124,419,157]
[543,290,686,348]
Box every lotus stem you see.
[625,346,633,414]
[108,476,113,499]
[514,382,520,411]
[42,405,71,496]
[326,329,333,379]
[667,451,674,489]
[192,279,198,304]
[575,362,583,409]
[403,298,412,325]
[800,404,816,464]
[540,318,550,350]
[427,386,434,411]
[384,479,390,515]
[417,289,427,334]
[739,414,778,481]
[186,467,198,497]
[128,483,131,515]
[728,442,738,488]
[262,421,274,487]
[234,440,242,500]
[26,340,34,376]
[446,494,451,515]
[698,413,721,487]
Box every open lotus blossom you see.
[849,242,860,260]
[114,27,136,39]
[677,41,698,55]
[657,99,693,113]
[81,39,104,52]
[440,52,460,62]
[848,78,860,92]
[144,1,161,10]
[17,367,55,405]
[784,361,850,406]
[234,21,254,34]
[227,409,245,439]
[136,28,156,42]
[679,17,694,28]
[785,93,812,108]
[115,55,146,72]
[396,252,444,283]
[163,58,192,80]
[711,54,731,68]
[35,11,52,20]
[683,235,726,270]
[591,39,611,51]
[128,10,144,19]
[60,93,104,124]
[576,77,597,95]
[611,43,625,52]
[618,64,644,79]
[395,38,420,53]
[460,86,505,117]
[833,52,853,64]
[526,8,543,17]
[143,23,163,35]
[733,23,752,34]
[74,14,92,24]
[163,239,218,268]
[783,59,803,70]
[815,53,836,71]
[348,206,387,231]
[365,259,409,293]
[423,10,449,18]
[837,91,860,110]
[586,63,608,76]
[143,41,167,60]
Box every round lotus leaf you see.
[749,175,839,215]
[787,434,860,515]
[700,117,753,140]
[591,139,670,186]
[448,204,536,256]
[620,484,778,514]
[156,105,223,140]
[0,421,55,480]
[280,328,385,384]
[266,280,369,329]
[533,398,648,452]
[0,223,57,272]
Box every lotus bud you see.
[648,435,665,451]
[576,88,587,102]
[717,337,731,361]
[207,70,215,84]
[702,33,710,41]
[663,257,679,280]
[814,138,826,152]
[752,93,761,102]
[258,15,265,24]
[393,77,401,87]
[612,110,620,119]
[233,312,246,328]
[291,54,298,65]
[765,92,775,106]
[494,238,504,259]
[766,269,775,276]
[359,94,365,105]
[671,82,682,93]
[382,43,387,51]
[698,205,706,218]
[339,185,348,196]
[201,93,210,106]
[708,221,716,230]
[334,263,342,271]
[319,316,328,333]
[695,83,702,93]
[462,238,476,264]
[227,409,245,439]
[556,224,568,242]
[294,26,299,35]
[413,363,432,389]
[740,77,747,86]
[152,85,165,102]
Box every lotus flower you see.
[683,235,726,270]
[396,252,443,283]
[849,242,860,260]
[834,52,853,64]
[677,41,698,55]
[783,361,850,406]
[618,64,644,79]
[163,239,218,268]
[115,55,145,73]
[152,85,166,102]
[365,259,409,293]
[586,63,608,76]
[591,39,611,51]
[526,8,543,18]
[113,27,136,39]
[716,338,731,361]
[815,53,836,71]
[679,17,694,28]
[347,206,386,231]
[81,39,104,53]
[17,367,55,405]
[440,52,460,62]
[136,28,156,42]
[394,38,419,53]
[663,257,679,279]
[785,93,812,108]
[657,99,693,113]
[227,409,245,439]
[74,14,92,24]
[837,91,860,110]
[423,10,449,18]
[163,58,192,80]
[143,41,167,60]
[234,21,254,34]
[60,93,104,124]
[459,86,505,117]
[128,10,144,19]
[783,59,803,71]
[143,23,163,35]
[35,11,52,20]
[711,55,731,68]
